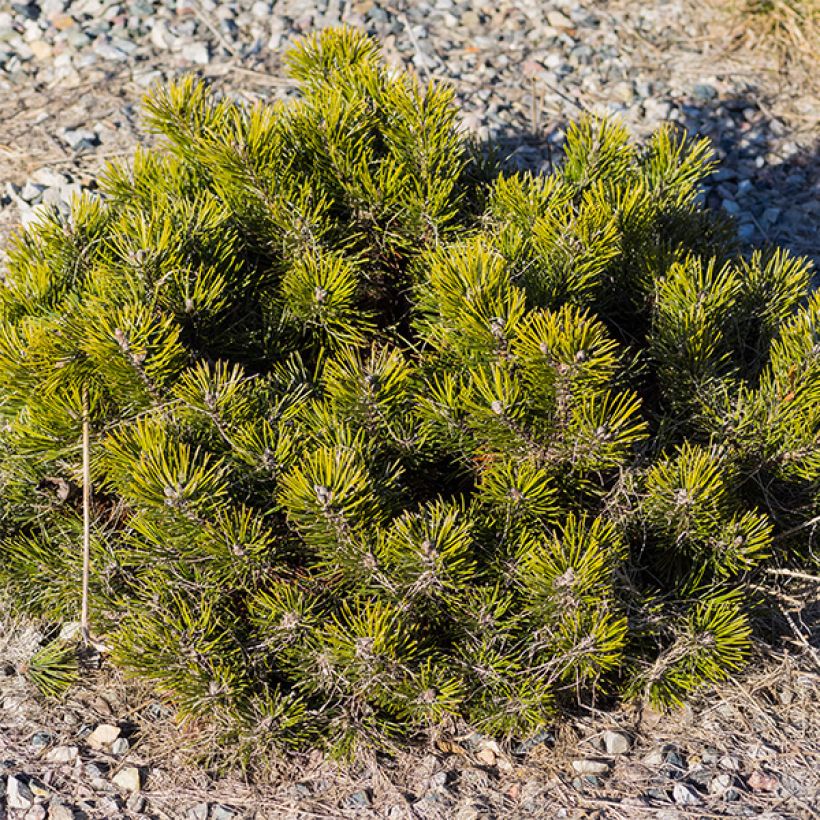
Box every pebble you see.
[30,730,52,750]
[602,730,630,755]
[345,790,372,808]
[7,775,34,810]
[60,128,99,151]
[571,759,610,775]
[182,41,209,63]
[211,806,238,820]
[45,745,78,764]
[87,723,121,750]
[720,755,742,771]
[709,772,735,795]
[187,803,210,820]
[47,803,77,820]
[672,783,701,805]
[111,737,130,755]
[112,766,142,792]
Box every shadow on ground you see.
[492,90,819,271]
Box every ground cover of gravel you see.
[0,1,818,818]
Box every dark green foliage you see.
[0,27,816,759]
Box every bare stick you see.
[81,387,91,646]
[773,514,820,543]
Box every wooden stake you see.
[81,387,91,646]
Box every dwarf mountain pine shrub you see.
[0,27,816,759]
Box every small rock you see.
[643,748,666,766]
[112,766,141,792]
[603,730,630,755]
[150,18,174,49]
[664,748,685,771]
[8,775,34,810]
[738,223,756,244]
[571,759,610,775]
[85,760,108,779]
[20,182,46,203]
[672,783,700,805]
[30,731,52,750]
[182,41,209,64]
[211,807,238,820]
[24,805,47,820]
[692,83,718,101]
[47,803,76,820]
[45,745,78,764]
[514,728,553,754]
[87,723,121,750]
[747,770,778,792]
[50,13,76,31]
[719,755,741,771]
[126,792,146,812]
[98,796,123,815]
[722,198,740,216]
[187,804,210,820]
[688,766,711,789]
[344,790,372,808]
[61,128,99,152]
[111,737,129,755]
[428,771,448,790]
[29,39,52,60]
[709,773,734,795]
[546,10,573,29]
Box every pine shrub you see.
[0,28,816,758]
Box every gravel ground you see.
[0,1,818,818]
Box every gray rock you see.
[47,803,77,820]
[344,790,372,808]
[111,737,130,755]
[94,42,130,61]
[603,730,630,755]
[20,181,46,203]
[187,803,210,820]
[672,782,700,805]
[61,128,99,151]
[7,775,34,810]
[722,198,740,216]
[30,730,52,750]
[45,745,78,764]
[182,41,210,64]
[211,807,238,820]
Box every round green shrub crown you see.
[0,28,817,758]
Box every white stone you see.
[571,759,610,775]
[603,730,630,755]
[546,10,573,28]
[673,783,700,805]
[46,745,78,764]
[87,723,121,750]
[182,42,210,65]
[112,766,141,792]
[48,803,77,820]
[7,775,34,810]
[150,19,174,50]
